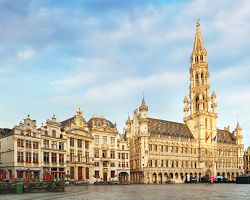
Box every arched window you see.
[195,96,199,111]
[200,55,203,61]
[196,56,199,62]
[195,73,199,86]
[52,130,56,138]
[201,72,204,84]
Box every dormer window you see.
[97,121,101,126]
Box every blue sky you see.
[0,0,250,147]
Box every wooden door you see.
[103,172,107,181]
[78,167,82,180]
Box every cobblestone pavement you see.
[0,184,249,200]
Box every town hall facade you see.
[125,20,244,184]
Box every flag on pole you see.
[206,132,211,141]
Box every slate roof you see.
[148,118,194,139]
[87,117,115,129]
[217,129,236,144]
[0,128,14,138]
[60,117,74,128]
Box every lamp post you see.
[27,168,31,183]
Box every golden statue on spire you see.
[76,107,83,116]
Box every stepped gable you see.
[148,118,194,139]
[217,129,236,144]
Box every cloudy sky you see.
[0,0,250,147]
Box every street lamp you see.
[27,168,31,182]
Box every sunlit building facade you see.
[40,115,67,179]
[61,108,94,182]
[125,20,244,184]
[244,147,250,174]
[0,116,41,180]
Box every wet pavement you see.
[0,184,249,200]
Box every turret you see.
[211,91,217,113]
[139,96,149,136]
[139,96,148,119]
[126,114,131,128]
[235,122,243,144]
[125,114,131,139]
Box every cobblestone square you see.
[0,184,249,200]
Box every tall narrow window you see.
[195,73,199,85]
[195,96,199,111]
[203,95,205,111]
[201,72,204,84]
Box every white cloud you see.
[17,47,36,61]
[78,71,185,103]
[213,65,250,82]
[50,57,119,90]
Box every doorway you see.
[78,167,82,180]
[103,172,107,181]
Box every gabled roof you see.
[217,129,236,144]
[148,118,194,139]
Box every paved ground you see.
[0,184,249,200]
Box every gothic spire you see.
[139,95,148,112]
[193,19,206,53]
[126,114,131,125]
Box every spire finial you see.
[126,113,131,125]
[76,107,83,115]
[196,18,200,28]
[141,93,146,107]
